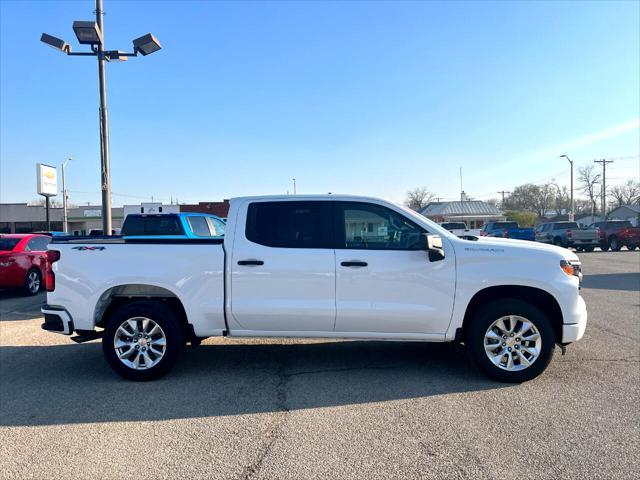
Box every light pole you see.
[560,155,574,221]
[293,178,297,195]
[62,157,72,233]
[41,0,161,235]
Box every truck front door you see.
[333,201,456,335]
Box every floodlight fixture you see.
[132,33,162,56]
[72,21,103,45]
[40,33,71,53]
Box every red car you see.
[0,234,52,295]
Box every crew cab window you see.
[187,216,212,237]
[0,238,20,251]
[25,236,51,252]
[246,201,332,248]
[338,202,424,250]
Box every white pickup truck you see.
[41,195,587,383]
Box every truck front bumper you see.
[561,295,587,343]
[41,305,74,335]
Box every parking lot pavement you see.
[1,252,639,479]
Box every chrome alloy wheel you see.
[27,271,40,293]
[114,317,167,370]
[484,315,542,371]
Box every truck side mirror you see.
[424,234,445,262]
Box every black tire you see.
[23,268,42,296]
[629,245,638,251]
[599,242,609,252]
[467,299,555,383]
[575,246,584,252]
[553,237,564,247]
[583,246,594,252]
[103,300,184,381]
[609,236,621,252]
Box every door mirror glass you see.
[424,234,445,261]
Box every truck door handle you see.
[341,261,368,267]
[237,260,264,266]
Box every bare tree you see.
[609,180,640,207]
[29,198,63,207]
[405,187,435,211]
[552,183,570,216]
[577,165,601,215]
[485,197,500,208]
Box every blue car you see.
[121,213,225,239]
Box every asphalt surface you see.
[1,251,639,479]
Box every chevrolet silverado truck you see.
[41,195,587,383]
[535,222,600,251]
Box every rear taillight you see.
[45,250,60,292]
[534,227,538,236]
[503,229,508,238]
[567,229,573,239]
[480,231,485,236]
[596,227,602,239]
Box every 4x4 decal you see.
[72,246,106,251]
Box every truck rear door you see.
[229,200,336,333]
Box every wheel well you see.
[461,286,563,343]
[95,284,191,337]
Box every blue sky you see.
[1,0,639,206]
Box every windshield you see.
[0,238,20,251]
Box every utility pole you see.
[594,159,613,217]
[292,178,297,195]
[497,190,511,208]
[560,155,574,221]
[459,167,463,201]
[62,157,72,233]
[41,0,162,236]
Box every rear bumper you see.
[561,295,587,343]
[41,305,74,335]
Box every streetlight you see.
[62,157,72,234]
[41,0,162,235]
[560,155,574,221]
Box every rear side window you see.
[26,236,51,251]
[187,216,212,237]
[207,217,225,236]
[246,201,333,248]
[123,216,183,236]
[607,221,631,228]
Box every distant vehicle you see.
[0,234,51,295]
[439,222,481,238]
[480,222,535,241]
[121,213,226,239]
[88,229,121,236]
[588,220,640,251]
[535,222,600,250]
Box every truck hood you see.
[467,236,580,262]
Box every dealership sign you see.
[36,163,58,197]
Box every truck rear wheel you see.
[103,301,184,381]
[609,236,621,251]
[468,299,555,383]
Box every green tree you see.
[504,210,537,227]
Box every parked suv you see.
[535,222,599,251]
[588,220,640,251]
[480,222,534,241]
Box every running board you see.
[71,331,103,343]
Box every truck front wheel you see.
[468,299,555,383]
[103,301,184,381]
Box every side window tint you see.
[123,217,145,235]
[246,201,332,248]
[146,217,182,235]
[188,216,212,237]
[27,237,50,251]
[339,202,424,250]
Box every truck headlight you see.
[560,260,582,281]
